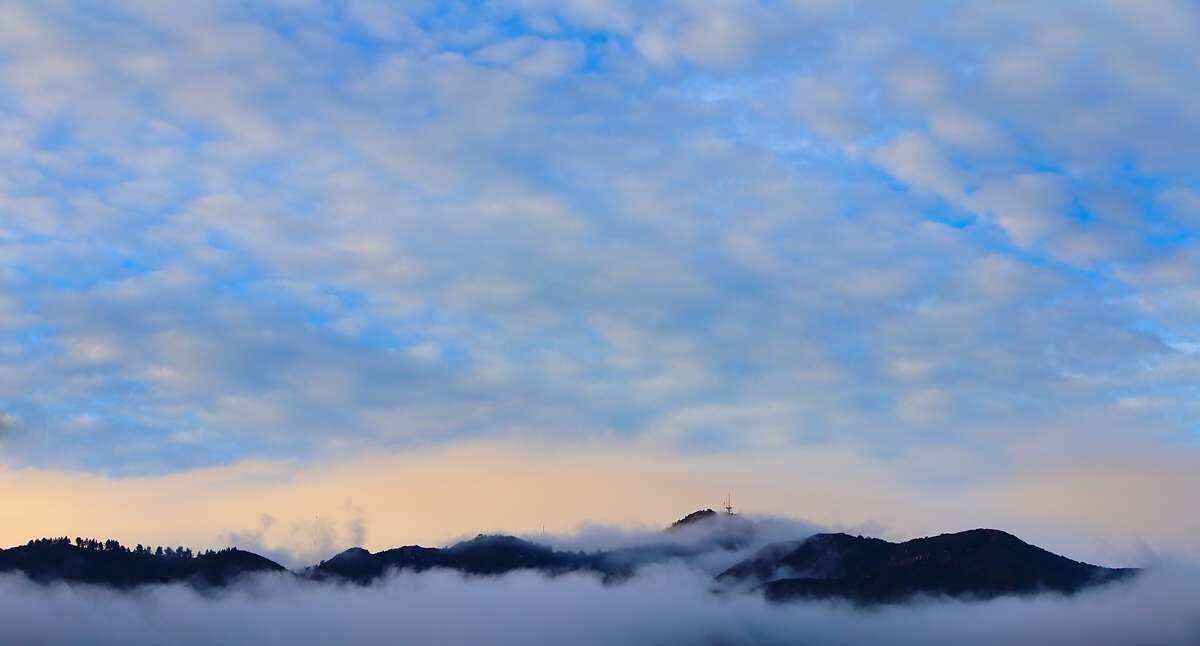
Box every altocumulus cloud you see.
[0,564,1198,645]
[0,0,1198,474]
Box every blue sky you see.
[1,0,1199,560]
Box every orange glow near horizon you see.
[2,439,1196,569]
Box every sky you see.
[0,0,1199,566]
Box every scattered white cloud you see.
[0,2,1194,571]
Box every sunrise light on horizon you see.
[0,0,1198,575]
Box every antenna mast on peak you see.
[724,494,733,515]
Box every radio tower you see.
[724,494,733,515]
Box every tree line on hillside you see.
[23,536,240,560]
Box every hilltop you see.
[0,513,1137,604]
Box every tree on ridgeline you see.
[27,537,71,546]
[20,536,204,559]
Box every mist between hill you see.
[1,560,1197,645]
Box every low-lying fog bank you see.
[2,560,1196,645]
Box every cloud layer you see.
[1,563,1198,645]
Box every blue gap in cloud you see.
[148,434,271,475]
[299,287,479,371]
[413,2,521,42]
[407,4,621,73]
[1066,196,1096,224]
[923,202,975,229]
[24,129,128,198]
[2,323,59,359]
[580,33,613,74]
[857,159,978,228]
[968,233,1123,287]
[10,263,112,293]
[1116,160,1200,247]
[681,428,747,454]
[73,410,284,476]
[33,119,74,150]
[228,1,411,74]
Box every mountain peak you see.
[718,529,1136,604]
[325,547,371,563]
[666,509,719,531]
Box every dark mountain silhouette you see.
[310,511,761,585]
[663,508,757,551]
[0,516,1139,603]
[0,539,286,589]
[308,535,597,584]
[666,509,718,531]
[717,528,1137,604]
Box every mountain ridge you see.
[0,512,1139,604]
[718,528,1137,604]
[0,539,286,589]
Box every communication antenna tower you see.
[724,494,733,515]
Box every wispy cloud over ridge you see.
[0,0,1197,577]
